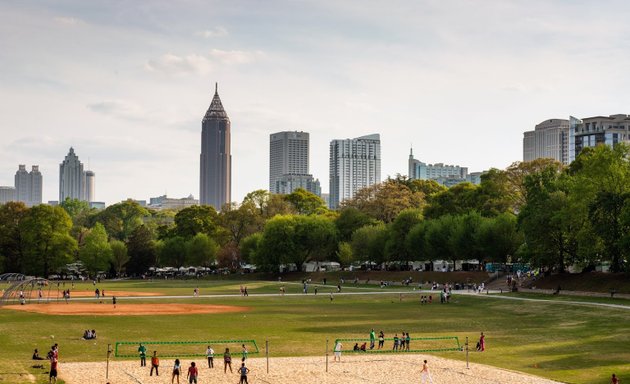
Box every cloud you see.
[145,53,213,75]
[87,100,148,121]
[195,26,228,38]
[54,16,86,26]
[144,50,264,76]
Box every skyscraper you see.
[14,164,42,206]
[200,83,231,210]
[84,170,95,202]
[569,114,630,162]
[522,119,570,165]
[59,147,85,202]
[329,134,381,209]
[269,131,320,195]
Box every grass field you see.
[0,279,628,384]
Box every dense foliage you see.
[1,144,628,277]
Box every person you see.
[49,354,58,384]
[112,296,117,308]
[420,359,434,383]
[32,349,44,360]
[138,343,147,366]
[241,344,248,360]
[360,342,367,352]
[353,343,359,351]
[400,331,406,350]
[479,332,485,352]
[329,292,334,302]
[224,348,232,373]
[393,334,399,351]
[333,341,342,361]
[280,286,285,295]
[337,284,341,292]
[187,361,198,384]
[172,358,181,384]
[238,362,250,384]
[405,333,411,351]
[206,345,214,368]
[150,351,160,376]
[611,374,619,384]
[378,331,384,349]
[314,286,318,295]
[369,329,376,349]
[244,286,248,296]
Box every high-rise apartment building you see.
[14,164,42,206]
[329,134,381,209]
[569,114,630,162]
[269,131,320,196]
[59,147,95,202]
[407,149,479,187]
[0,186,16,204]
[522,119,570,165]
[200,83,231,210]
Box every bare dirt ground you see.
[2,289,163,299]
[59,354,563,384]
[3,303,249,316]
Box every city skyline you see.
[2,1,630,205]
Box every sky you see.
[1,0,630,205]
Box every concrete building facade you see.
[269,131,309,193]
[200,83,231,210]
[408,148,480,186]
[522,119,570,165]
[0,186,16,204]
[329,134,381,208]
[14,164,42,206]
[569,114,630,162]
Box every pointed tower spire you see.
[203,82,228,121]
[215,82,218,95]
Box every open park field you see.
[0,278,628,384]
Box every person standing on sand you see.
[49,354,58,384]
[238,362,250,384]
[369,329,376,350]
[150,351,160,376]
[172,358,181,384]
[479,332,486,352]
[206,345,214,368]
[333,341,342,361]
[138,343,147,366]
[420,359,434,384]
[187,361,198,384]
[224,348,233,373]
[241,344,248,361]
[378,331,384,349]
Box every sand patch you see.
[59,355,562,384]
[3,303,249,316]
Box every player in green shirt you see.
[138,343,147,367]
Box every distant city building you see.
[59,147,95,203]
[0,186,16,204]
[148,194,199,211]
[132,200,147,207]
[89,201,106,209]
[320,193,330,208]
[47,200,59,206]
[269,131,321,196]
[522,119,570,165]
[200,83,231,210]
[329,134,381,209]
[14,164,42,206]
[569,114,630,162]
[84,170,95,202]
[408,148,483,186]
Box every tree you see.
[284,188,327,215]
[255,215,296,272]
[291,215,338,268]
[126,225,157,275]
[79,222,112,277]
[93,200,149,241]
[477,213,522,263]
[110,239,129,277]
[342,178,426,222]
[337,241,353,267]
[424,215,457,263]
[173,205,222,240]
[405,221,428,262]
[242,189,270,216]
[351,224,388,265]
[0,201,28,273]
[60,198,91,223]
[423,183,480,219]
[160,236,188,268]
[384,209,423,264]
[588,191,629,272]
[335,207,376,242]
[20,205,77,277]
[219,201,263,245]
[449,212,484,263]
[239,233,262,264]
[186,233,218,267]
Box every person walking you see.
[479,332,486,352]
[420,359,434,383]
[238,362,250,384]
[378,331,384,349]
[112,296,117,308]
[333,341,342,362]
[223,348,233,373]
[206,345,214,368]
[138,343,147,367]
[171,358,181,384]
[150,351,160,376]
[187,362,198,384]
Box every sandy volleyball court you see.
[4,303,249,316]
[59,354,563,384]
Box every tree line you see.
[1,144,628,277]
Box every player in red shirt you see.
[187,361,199,384]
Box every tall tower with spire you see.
[200,83,231,210]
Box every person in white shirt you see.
[206,345,214,368]
[420,359,434,383]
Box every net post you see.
[465,337,469,369]
[265,340,269,373]
[325,338,329,372]
[106,343,112,379]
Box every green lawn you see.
[0,279,628,384]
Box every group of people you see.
[82,329,97,340]
[138,344,252,383]
[31,343,59,383]
[419,295,433,304]
[239,286,249,296]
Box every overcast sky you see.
[1,1,630,205]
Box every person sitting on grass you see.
[359,342,367,352]
[353,343,359,351]
[32,349,44,360]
